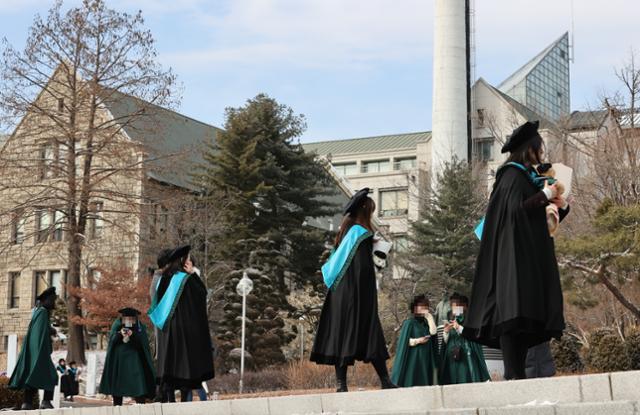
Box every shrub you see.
[285,360,384,391]
[0,376,37,410]
[585,329,629,373]
[208,368,287,395]
[550,335,584,373]
[624,328,640,370]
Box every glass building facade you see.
[499,33,570,121]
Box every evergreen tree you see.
[400,158,484,297]
[198,94,338,368]
[197,94,336,283]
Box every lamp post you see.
[298,316,305,363]
[236,271,253,394]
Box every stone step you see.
[26,370,640,415]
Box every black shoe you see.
[336,381,348,393]
[380,377,398,389]
[20,403,34,410]
[40,400,54,409]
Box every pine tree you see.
[196,94,336,281]
[198,94,338,369]
[400,158,484,297]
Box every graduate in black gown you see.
[310,188,396,392]
[148,245,214,402]
[463,121,570,380]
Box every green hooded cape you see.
[391,317,439,387]
[99,319,156,397]
[9,307,57,391]
[439,327,491,385]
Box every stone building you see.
[0,73,222,368]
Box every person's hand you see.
[550,195,568,209]
[419,336,430,344]
[443,322,453,333]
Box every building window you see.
[90,202,104,239]
[393,236,409,254]
[8,272,20,309]
[379,189,408,217]
[39,142,57,179]
[333,162,358,176]
[52,210,64,242]
[159,206,168,234]
[57,98,65,113]
[35,209,51,243]
[477,109,486,127]
[362,159,391,174]
[394,157,417,171]
[50,270,64,298]
[11,214,26,245]
[34,271,48,299]
[473,138,494,162]
[34,270,66,300]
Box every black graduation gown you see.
[463,165,565,348]
[310,236,390,366]
[155,273,214,389]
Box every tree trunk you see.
[66,236,86,364]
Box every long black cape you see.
[155,273,214,389]
[463,165,565,348]
[310,235,389,366]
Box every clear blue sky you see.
[1,0,638,142]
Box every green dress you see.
[99,319,156,398]
[391,317,439,387]
[9,307,57,391]
[439,327,491,384]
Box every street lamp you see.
[298,316,305,363]
[235,271,253,394]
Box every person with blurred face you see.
[99,308,155,405]
[440,293,490,385]
[391,295,439,387]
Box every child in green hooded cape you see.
[391,295,439,387]
[439,293,491,385]
[99,307,156,405]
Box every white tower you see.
[431,0,471,182]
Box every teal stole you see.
[148,272,190,330]
[322,224,373,290]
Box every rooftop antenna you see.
[569,0,575,63]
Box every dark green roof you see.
[303,131,430,155]
[566,110,608,131]
[105,93,222,190]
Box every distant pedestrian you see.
[9,287,58,410]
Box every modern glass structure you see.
[498,33,570,121]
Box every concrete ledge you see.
[268,393,323,414]
[320,386,442,413]
[611,370,640,401]
[442,376,581,409]
[579,373,612,402]
[555,401,636,415]
[33,371,640,415]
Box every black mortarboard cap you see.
[118,307,141,317]
[167,245,191,263]
[501,120,541,153]
[157,248,172,268]
[36,286,57,302]
[343,188,371,216]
